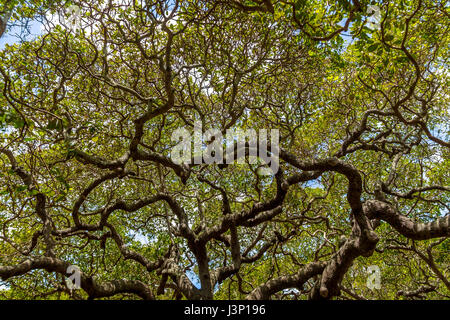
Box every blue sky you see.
[0,18,42,49]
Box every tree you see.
[0,0,15,38]
[0,0,448,300]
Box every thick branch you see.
[0,257,154,300]
[364,200,450,240]
[246,261,327,300]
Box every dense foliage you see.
[0,0,448,300]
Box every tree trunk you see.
[0,4,13,38]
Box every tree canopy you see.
[0,0,448,300]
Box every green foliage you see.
[0,0,448,300]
